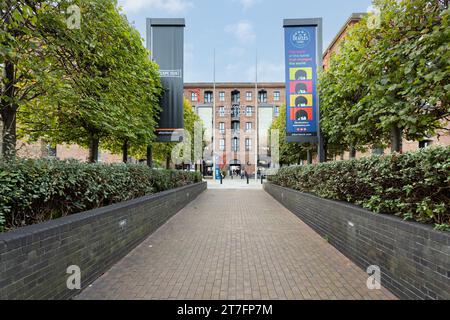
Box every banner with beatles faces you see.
[284,25,318,142]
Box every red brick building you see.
[184,83,285,176]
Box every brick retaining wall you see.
[264,182,450,300]
[0,182,206,300]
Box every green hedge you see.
[0,159,202,232]
[269,146,450,230]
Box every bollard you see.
[261,174,264,184]
[220,174,223,185]
[247,176,249,184]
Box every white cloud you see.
[225,20,256,44]
[118,0,193,14]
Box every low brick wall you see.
[264,182,450,300]
[0,182,206,300]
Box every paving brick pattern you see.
[76,190,396,300]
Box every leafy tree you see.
[319,0,450,155]
[152,98,204,169]
[0,1,59,159]
[268,105,312,165]
[16,0,162,162]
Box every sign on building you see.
[283,19,323,145]
[147,18,185,142]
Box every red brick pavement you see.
[75,189,397,300]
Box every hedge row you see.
[269,146,450,230]
[0,159,202,232]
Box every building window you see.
[219,139,225,151]
[231,90,240,104]
[219,122,225,134]
[245,106,253,116]
[204,91,213,103]
[245,138,252,151]
[245,122,252,132]
[258,90,267,103]
[274,106,280,116]
[219,106,225,117]
[231,105,240,118]
[191,92,198,102]
[232,138,239,152]
[219,91,225,102]
[232,121,240,133]
[274,91,280,101]
[246,91,252,101]
[419,140,432,149]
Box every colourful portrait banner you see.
[284,25,318,140]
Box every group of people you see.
[227,169,248,180]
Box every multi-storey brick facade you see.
[184,83,285,176]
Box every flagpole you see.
[212,48,217,180]
[254,50,258,181]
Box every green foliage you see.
[319,0,450,153]
[0,159,202,232]
[152,98,204,167]
[270,146,450,229]
[2,0,162,161]
[268,105,312,165]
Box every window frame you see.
[219,138,226,151]
[274,91,280,102]
[245,138,252,151]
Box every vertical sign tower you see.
[283,18,325,162]
[147,18,185,142]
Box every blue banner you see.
[284,26,318,139]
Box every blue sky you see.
[117,0,373,83]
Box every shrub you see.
[269,146,450,230]
[0,159,202,232]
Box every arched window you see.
[258,90,267,103]
[231,90,240,104]
[204,91,213,103]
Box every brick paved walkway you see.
[76,189,396,300]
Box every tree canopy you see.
[1,0,162,162]
[319,0,449,155]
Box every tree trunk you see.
[146,144,153,167]
[122,140,128,163]
[88,134,99,163]
[1,59,17,160]
[165,152,171,169]
[350,147,357,159]
[390,126,403,153]
[307,149,312,165]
